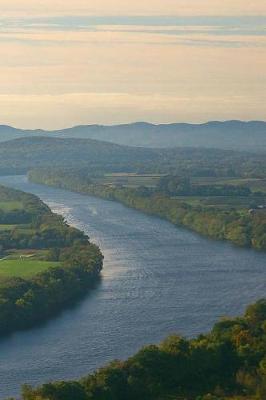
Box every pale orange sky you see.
[1,1,266,16]
[0,1,265,128]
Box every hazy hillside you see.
[0,125,45,142]
[0,136,159,174]
[1,136,266,177]
[0,121,266,152]
[54,121,266,151]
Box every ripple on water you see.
[0,175,265,399]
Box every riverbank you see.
[0,184,103,336]
[1,174,266,398]
[29,169,266,251]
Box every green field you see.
[95,174,266,194]
[171,195,266,212]
[5,249,51,260]
[0,224,34,233]
[96,174,266,211]
[95,173,163,188]
[0,201,23,211]
[0,259,60,278]
[191,177,266,193]
[0,224,18,231]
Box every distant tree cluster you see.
[157,175,252,197]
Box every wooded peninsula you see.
[0,184,103,336]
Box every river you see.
[0,175,265,399]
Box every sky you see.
[0,1,265,129]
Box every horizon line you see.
[1,119,265,132]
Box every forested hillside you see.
[0,136,266,177]
[15,299,266,400]
[0,137,158,175]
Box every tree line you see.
[28,170,266,251]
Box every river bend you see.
[0,175,265,398]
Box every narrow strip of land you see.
[29,169,266,251]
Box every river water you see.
[0,175,265,399]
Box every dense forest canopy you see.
[1,136,266,178]
[13,299,266,400]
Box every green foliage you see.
[18,299,266,400]
[158,176,251,197]
[0,259,60,278]
[0,184,103,336]
[29,170,266,251]
[1,135,266,178]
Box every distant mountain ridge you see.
[0,120,266,152]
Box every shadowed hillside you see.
[1,136,266,177]
[0,121,266,152]
[0,136,159,174]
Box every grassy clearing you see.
[94,173,266,211]
[0,259,60,278]
[0,223,34,234]
[191,177,266,193]
[0,224,18,231]
[96,174,266,194]
[15,227,35,235]
[0,201,23,211]
[172,195,266,210]
[95,173,162,188]
[5,249,51,260]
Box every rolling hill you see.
[0,120,266,152]
[0,136,159,174]
[0,136,266,177]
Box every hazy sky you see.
[0,1,265,128]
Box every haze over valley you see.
[0,120,266,152]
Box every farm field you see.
[94,173,163,188]
[5,249,51,260]
[94,174,266,194]
[93,173,266,211]
[0,201,23,211]
[0,224,33,232]
[0,224,18,231]
[191,177,266,193]
[0,182,103,340]
[0,186,61,280]
[0,259,59,278]
[172,195,266,210]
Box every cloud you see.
[0,1,266,17]
[0,3,265,127]
[1,15,266,30]
[0,16,265,49]
[1,91,265,129]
